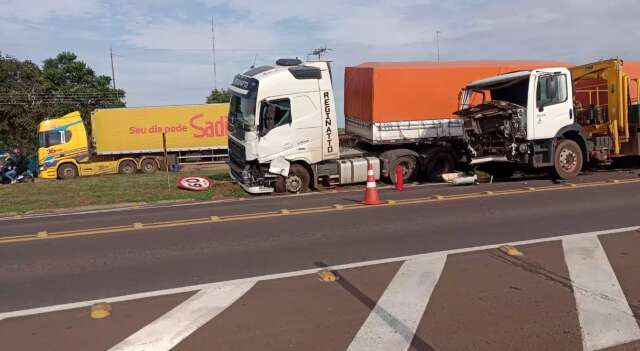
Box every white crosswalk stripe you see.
[563,236,640,351]
[108,281,255,351]
[3,227,640,350]
[346,254,447,351]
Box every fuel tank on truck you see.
[344,60,566,144]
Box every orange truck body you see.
[344,60,568,123]
[624,61,640,103]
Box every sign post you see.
[162,132,169,187]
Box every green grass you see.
[0,169,246,214]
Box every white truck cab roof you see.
[465,67,569,90]
[229,59,332,99]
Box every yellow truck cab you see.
[37,111,120,179]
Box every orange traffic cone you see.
[363,162,384,205]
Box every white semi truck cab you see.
[227,59,341,193]
[228,58,467,194]
[457,59,640,179]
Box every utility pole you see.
[110,46,117,89]
[435,30,441,63]
[211,16,217,91]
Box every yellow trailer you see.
[37,104,229,179]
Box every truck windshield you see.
[38,131,64,148]
[228,94,256,140]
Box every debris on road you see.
[442,172,478,186]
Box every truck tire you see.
[285,164,310,193]
[424,147,456,182]
[57,163,78,179]
[389,155,418,184]
[553,139,583,179]
[141,158,158,174]
[118,160,137,175]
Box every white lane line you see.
[2,225,639,321]
[563,236,640,351]
[347,254,446,351]
[108,281,255,351]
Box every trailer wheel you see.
[424,148,456,182]
[553,139,583,179]
[118,160,137,175]
[389,156,418,184]
[285,164,310,193]
[141,158,158,174]
[57,163,78,179]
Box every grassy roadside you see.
[0,170,246,214]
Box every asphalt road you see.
[2,170,640,350]
[1,169,640,312]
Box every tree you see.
[206,88,231,103]
[42,51,125,129]
[0,53,48,154]
[0,51,127,154]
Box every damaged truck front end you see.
[457,100,529,163]
[456,71,534,167]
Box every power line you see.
[0,93,125,98]
[0,92,125,96]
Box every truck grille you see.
[228,138,246,168]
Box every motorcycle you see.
[1,164,34,184]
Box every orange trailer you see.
[345,60,567,123]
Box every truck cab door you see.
[532,71,574,140]
[256,97,296,162]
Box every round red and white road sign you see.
[177,176,212,191]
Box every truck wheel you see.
[141,158,158,174]
[118,160,137,175]
[57,164,78,179]
[553,139,583,179]
[424,148,456,182]
[285,164,310,193]
[390,156,418,184]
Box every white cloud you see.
[2,0,639,116]
[121,18,277,52]
[0,0,102,20]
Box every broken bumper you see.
[228,169,274,194]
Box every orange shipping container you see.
[624,61,640,103]
[345,60,568,123]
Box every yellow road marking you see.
[1,178,638,245]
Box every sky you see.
[1,0,639,121]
